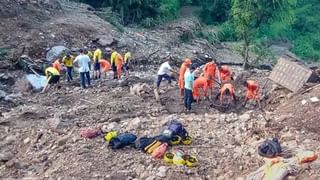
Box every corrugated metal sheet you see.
[268,57,312,92]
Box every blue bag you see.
[109,133,137,149]
[166,120,188,138]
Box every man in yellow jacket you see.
[42,67,60,93]
[62,52,74,82]
[110,48,118,79]
[124,48,132,79]
[93,45,102,79]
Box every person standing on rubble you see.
[93,45,102,79]
[110,48,118,79]
[243,80,261,108]
[62,52,74,82]
[154,58,178,101]
[52,58,62,73]
[41,67,60,93]
[124,48,132,79]
[203,56,219,96]
[184,64,196,112]
[74,49,91,89]
[116,52,123,79]
[178,58,192,96]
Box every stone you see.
[145,176,156,180]
[239,113,250,121]
[96,35,114,46]
[0,152,14,162]
[25,74,47,90]
[23,137,31,144]
[310,97,319,103]
[3,135,16,145]
[106,122,120,132]
[57,136,69,146]
[301,99,307,105]
[156,166,167,178]
[130,117,141,129]
[46,46,69,62]
[0,90,6,99]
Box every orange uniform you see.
[203,62,217,88]
[178,59,192,91]
[220,65,231,82]
[100,59,111,72]
[52,59,62,72]
[219,83,235,103]
[117,54,123,79]
[245,80,259,100]
[193,76,209,101]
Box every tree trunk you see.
[242,35,250,70]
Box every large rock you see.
[0,90,6,99]
[46,46,69,62]
[0,152,14,162]
[25,74,47,90]
[156,166,167,178]
[96,35,114,46]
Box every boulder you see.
[156,166,167,178]
[0,90,6,99]
[46,46,69,62]
[96,35,114,46]
[0,152,14,162]
[25,74,47,90]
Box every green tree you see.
[231,0,296,69]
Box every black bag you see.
[258,138,282,158]
[135,137,155,150]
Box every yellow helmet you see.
[104,131,118,142]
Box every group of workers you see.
[42,46,132,92]
[155,57,261,112]
[42,46,260,112]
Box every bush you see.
[95,8,124,32]
[292,35,320,61]
[217,21,237,41]
[194,29,219,44]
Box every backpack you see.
[135,137,155,150]
[109,133,137,149]
[258,138,282,158]
[166,120,188,138]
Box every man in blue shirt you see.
[184,65,196,112]
[74,49,91,89]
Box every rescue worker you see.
[219,65,233,82]
[62,52,74,82]
[116,53,123,79]
[215,83,237,106]
[156,59,178,89]
[52,58,62,73]
[184,64,196,112]
[42,67,60,93]
[74,49,91,89]
[243,80,261,108]
[85,47,93,71]
[193,75,210,103]
[100,59,111,78]
[203,57,218,95]
[124,48,132,79]
[178,58,192,96]
[110,48,118,79]
[93,45,102,79]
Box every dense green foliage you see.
[74,0,320,61]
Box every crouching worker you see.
[215,83,237,106]
[42,67,60,93]
[243,80,261,108]
[193,76,209,103]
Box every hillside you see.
[0,1,319,180]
